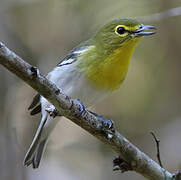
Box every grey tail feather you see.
[28,94,40,110]
[32,139,47,168]
[23,139,47,169]
[24,114,47,167]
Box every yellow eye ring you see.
[115,25,128,37]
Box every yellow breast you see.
[85,39,141,91]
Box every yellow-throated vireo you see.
[24,18,156,168]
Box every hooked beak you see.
[133,25,156,37]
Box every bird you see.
[23,18,156,168]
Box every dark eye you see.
[117,27,126,34]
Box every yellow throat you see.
[84,38,141,91]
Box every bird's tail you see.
[24,112,50,168]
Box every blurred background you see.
[0,0,181,180]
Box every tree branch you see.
[0,42,176,180]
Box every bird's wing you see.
[28,93,40,110]
[57,45,94,66]
[28,45,94,115]
[28,94,41,116]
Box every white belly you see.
[39,57,109,144]
[46,63,108,107]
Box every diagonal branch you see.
[0,42,176,180]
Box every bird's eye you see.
[116,27,126,34]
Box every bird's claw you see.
[88,111,115,139]
[101,119,114,130]
[98,115,114,133]
[73,99,86,115]
[45,106,59,118]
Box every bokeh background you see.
[0,0,181,180]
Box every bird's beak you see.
[133,25,156,37]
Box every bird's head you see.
[77,19,156,90]
[94,19,156,53]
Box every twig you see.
[0,42,175,180]
[140,7,181,23]
[151,132,163,168]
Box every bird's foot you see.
[113,156,132,173]
[88,111,115,139]
[73,100,115,139]
[45,105,59,118]
[101,118,114,131]
[73,99,86,115]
